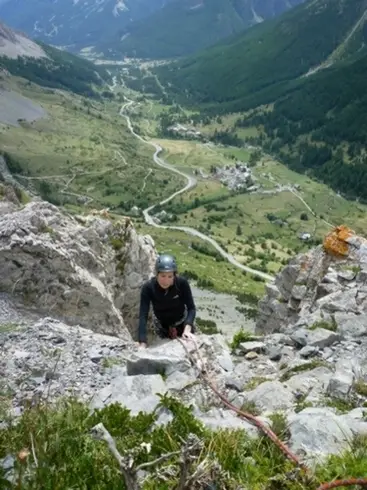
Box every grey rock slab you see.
[299,345,319,358]
[285,367,333,398]
[217,352,234,372]
[326,372,354,400]
[90,374,167,414]
[291,328,341,349]
[334,313,367,338]
[126,340,192,377]
[239,341,266,354]
[195,408,259,438]
[242,381,295,413]
[288,407,356,459]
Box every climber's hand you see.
[182,325,195,341]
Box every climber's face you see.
[157,271,175,289]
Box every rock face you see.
[0,187,156,339]
[256,226,367,338]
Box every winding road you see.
[119,99,274,282]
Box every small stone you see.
[225,378,243,392]
[327,372,354,400]
[239,341,265,354]
[245,351,259,360]
[299,345,319,359]
[268,347,282,361]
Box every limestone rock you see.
[288,407,365,460]
[0,198,156,338]
[241,381,295,413]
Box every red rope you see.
[179,338,367,489]
[316,479,367,489]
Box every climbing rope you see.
[177,337,367,490]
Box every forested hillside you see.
[0,42,109,97]
[237,51,367,201]
[156,0,367,113]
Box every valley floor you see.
[3,67,367,332]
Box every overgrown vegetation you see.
[1,395,367,489]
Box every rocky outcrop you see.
[0,188,156,339]
[0,20,47,59]
[2,314,367,461]
[256,226,367,337]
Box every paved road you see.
[119,99,274,282]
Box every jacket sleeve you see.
[138,282,151,343]
[181,277,196,327]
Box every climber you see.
[138,253,196,348]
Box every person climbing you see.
[138,253,196,348]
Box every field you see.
[0,77,185,213]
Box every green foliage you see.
[1,395,367,488]
[308,319,337,332]
[190,241,225,262]
[1,152,24,174]
[230,328,258,350]
[0,43,110,98]
[195,317,220,335]
[154,0,367,201]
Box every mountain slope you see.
[103,0,305,59]
[0,0,176,52]
[0,20,109,97]
[237,49,367,201]
[157,0,367,112]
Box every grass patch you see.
[0,78,184,214]
[101,357,122,369]
[0,322,19,333]
[354,380,367,397]
[308,319,337,332]
[240,400,262,416]
[280,360,328,382]
[195,317,221,335]
[323,396,358,414]
[230,329,259,351]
